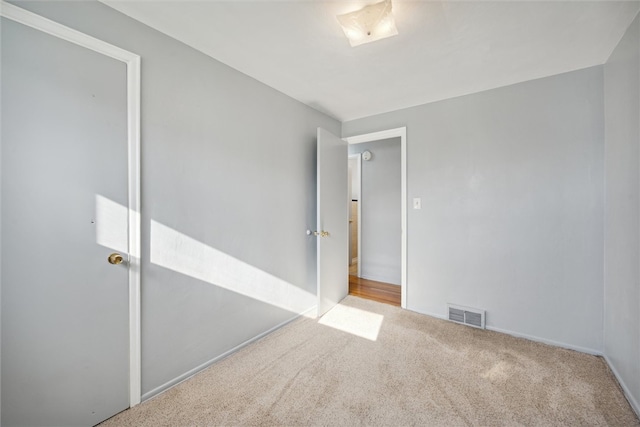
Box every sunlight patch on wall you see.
[318,304,383,341]
[95,194,128,254]
[150,220,316,314]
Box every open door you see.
[316,128,349,317]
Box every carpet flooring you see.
[102,296,639,426]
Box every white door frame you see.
[347,153,363,278]
[0,1,142,406]
[344,127,407,309]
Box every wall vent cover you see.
[447,304,485,329]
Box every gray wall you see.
[349,138,401,285]
[344,67,605,353]
[604,12,640,414]
[11,1,340,398]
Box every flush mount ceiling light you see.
[337,0,398,47]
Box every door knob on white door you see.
[307,230,330,237]
[108,253,124,265]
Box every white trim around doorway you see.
[344,127,407,309]
[0,0,142,406]
[348,153,363,278]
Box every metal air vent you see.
[447,304,486,329]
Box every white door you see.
[1,17,130,426]
[316,128,349,316]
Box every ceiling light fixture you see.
[337,0,398,47]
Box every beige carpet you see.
[103,296,639,426]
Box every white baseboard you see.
[141,305,317,402]
[485,325,602,356]
[416,309,602,355]
[414,309,448,321]
[603,355,640,418]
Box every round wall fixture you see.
[362,150,372,161]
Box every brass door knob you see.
[306,230,330,238]
[108,253,124,265]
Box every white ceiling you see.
[103,1,640,121]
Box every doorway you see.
[346,130,406,307]
[348,154,361,277]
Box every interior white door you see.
[1,18,130,426]
[316,128,349,317]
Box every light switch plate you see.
[413,198,421,209]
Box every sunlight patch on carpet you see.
[480,360,512,382]
[318,303,383,341]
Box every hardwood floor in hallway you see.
[348,274,401,307]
